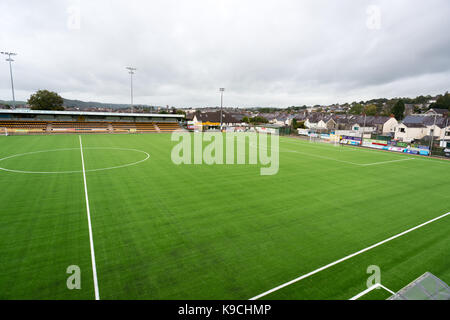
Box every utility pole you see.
[1,52,17,109]
[361,113,367,147]
[429,113,437,156]
[126,67,136,113]
[219,88,225,130]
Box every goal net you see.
[0,127,8,136]
[389,272,450,300]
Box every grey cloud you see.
[0,0,449,107]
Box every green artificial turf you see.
[0,133,448,300]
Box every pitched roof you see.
[402,115,448,128]
[192,111,241,123]
[427,108,449,115]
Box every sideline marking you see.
[0,147,150,174]
[349,283,395,300]
[282,137,450,165]
[79,136,100,300]
[360,158,414,166]
[249,211,450,300]
[251,142,411,167]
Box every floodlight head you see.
[220,88,225,92]
[126,66,136,75]
[1,52,17,56]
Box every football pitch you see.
[0,133,449,300]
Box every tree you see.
[242,116,249,123]
[292,119,305,129]
[349,103,364,115]
[392,99,405,120]
[413,105,422,114]
[291,118,298,129]
[364,104,378,116]
[431,91,450,110]
[28,90,64,110]
[249,116,268,124]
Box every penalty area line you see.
[79,135,100,300]
[349,283,395,300]
[249,211,450,300]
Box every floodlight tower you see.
[219,88,225,129]
[1,52,17,109]
[126,67,136,113]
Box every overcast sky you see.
[1,0,449,108]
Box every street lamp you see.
[126,66,136,113]
[219,88,225,129]
[1,52,17,109]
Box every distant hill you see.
[0,99,27,107]
[62,98,159,110]
[0,98,159,110]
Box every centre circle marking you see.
[0,147,150,174]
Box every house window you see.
[446,131,450,136]
[400,128,405,133]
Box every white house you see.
[394,123,427,142]
[350,122,376,134]
[394,115,449,142]
[382,117,398,135]
[305,118,327,130]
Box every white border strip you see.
[349,283,395,300]
[249,211,450,300]
[79,136,100,300]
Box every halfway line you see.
[79,135,100,300]
[249,211,450,300]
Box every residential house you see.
[424,108,449,117]
[187,111,242,130]
[394,115,449,142]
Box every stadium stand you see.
[51,121,109,131]
[111,122,136,132]
[0,120,48,132]
[0,109,184,135]
[135,122,157,132]
[156,122,181,132]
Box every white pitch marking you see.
[248,142,361,166]
[282,137,450,165]
[279,147,411,167]
[349,283,395,300]
[360,158,414,166]
[249,211,450,300]
[277,141,416,167]
[79,136,100,300]
[0,147,150,174]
